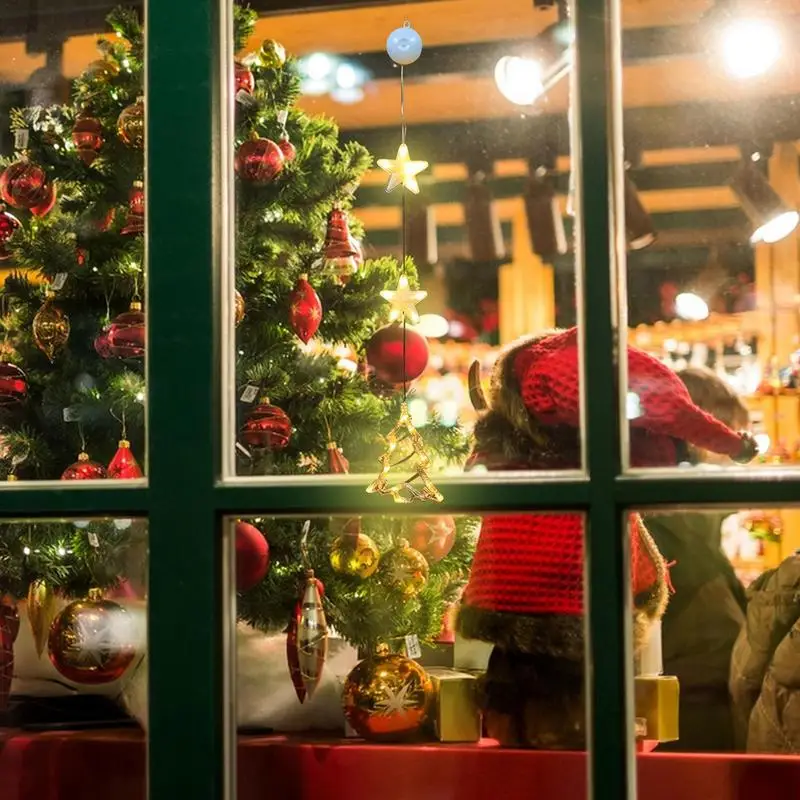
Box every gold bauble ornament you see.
[33,295,70,362]
[330,532,380,579]
[27,579,58,659]
[235,289,245,326]
[47,588,136,685]
[380,538,428,597]
[86,59,120,81]
[117,97,145,149]
[343,645,432,741]
[259,39,286,69]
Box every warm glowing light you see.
[305,53,333,81]
[721,18,781,79]
[751,211,800,244]
[675,292,709,321]
[336,63,358,90]
[754,433,771,454]
[494,56,544,106]
[412,314,449,339]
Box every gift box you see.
[426,668,481,743]
[634,675,679,743]
[453,632,492,672]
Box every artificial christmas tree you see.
[0,6,473,723]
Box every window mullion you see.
[145,0,229,798]
[574,0,634,798]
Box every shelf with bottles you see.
[722,511,784,585]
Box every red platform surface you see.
[1,729,799,800]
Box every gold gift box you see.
[426,668,481,743]
[634,675,679,742]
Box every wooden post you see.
[753,143,800,559]
[498,198,555,344]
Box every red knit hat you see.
[514,327,756,465]
[458,327,757,657]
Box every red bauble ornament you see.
[72,114,104,165]
[235,61,255,95]
[278,137,296,163]
[94,329,113,358]
[326,441,349,474]
[235,521,270,591]
[61,451,108,480]
[323,209,361,284]
[0,602,19,711]
[288,274,322,344]
[120,182,145,235]
[107,301,145,358]
[29,181,57,218]
[240,400,292,449]
[48,590,136,684]
[108,439,143,479]
[366,324,429,384]
[0,160,48,209]
[76,246,87,267]
[235,137,284,183]
[0,208,21,260]
[408,515,456,564]
[0,362,28,406]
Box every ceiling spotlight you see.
[494,56,544,106]
[336,63,359,90]
[524,167,567,262]
[494,49,572,107]
[304,52,334,81]
[675,293,710,322]
[730,163,799,244]
[624,174,656,250]
[720,17,781,79]
[464,167,505,263]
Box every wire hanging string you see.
[400,65,406,145]
[400,60,408,401]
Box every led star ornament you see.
[377,143,428,194]
[380,275,427,324]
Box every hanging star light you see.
[380,274,427,324]
[377,143,428,194]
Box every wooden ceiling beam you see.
[297,52,800,129]
[354,185,741,230]
[343,95,800,160]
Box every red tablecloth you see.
[1,729,799,800]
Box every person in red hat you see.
[458,327,757,748]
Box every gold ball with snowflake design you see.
[343,645,433,740]
[380,538,429,597]
[47,589,136,684]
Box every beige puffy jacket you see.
[729,555,800,753]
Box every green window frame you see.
[3,0,799,799]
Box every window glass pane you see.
[229,511,589,797]
[0,516,147,795]
[622,4,800,474]
[224,1,583,484]
[632,505,800,775]
[0,7,146,483]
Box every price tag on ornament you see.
[52,273,68,291]
[240,385,258,403]
[13,129,29,150]
[404,634,422,660]
[62,406,80,422]
[236,90,257,108]
[87,531,100,548]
